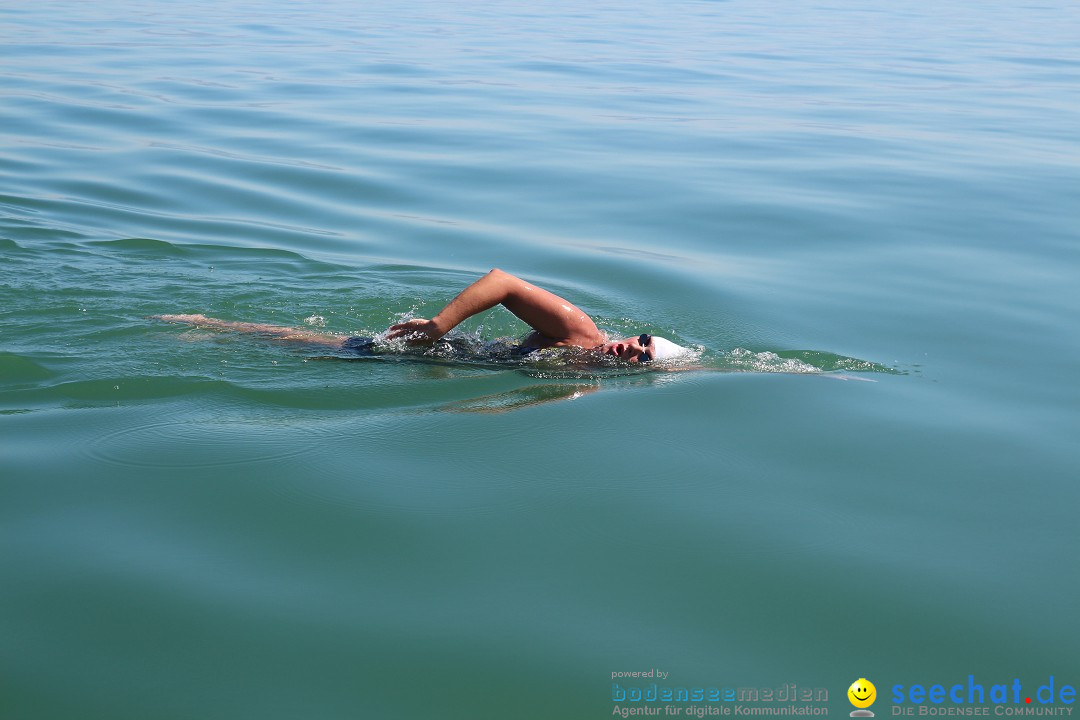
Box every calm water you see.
[2,1,1079,718]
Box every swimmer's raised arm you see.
[386,268,606,348]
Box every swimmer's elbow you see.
[486,267,519,289]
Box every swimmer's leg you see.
[154,314,345,349]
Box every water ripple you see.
[82,416,325,470]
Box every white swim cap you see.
[649,336,690,361]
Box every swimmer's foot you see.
[155,313,211,324]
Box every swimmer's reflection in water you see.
[156,268,692,365]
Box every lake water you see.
[2,1,1078,718]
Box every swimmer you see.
[156,268,690,363]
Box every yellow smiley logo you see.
[848,678,877,709]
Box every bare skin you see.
[153,314,347,348]
[158,268,661,363]
[387,268,657,362]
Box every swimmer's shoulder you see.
[521,329,603,351]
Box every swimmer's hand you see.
[386,318,444,344]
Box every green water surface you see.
[2,1,1078,718]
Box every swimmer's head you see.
[598,334,690,363]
